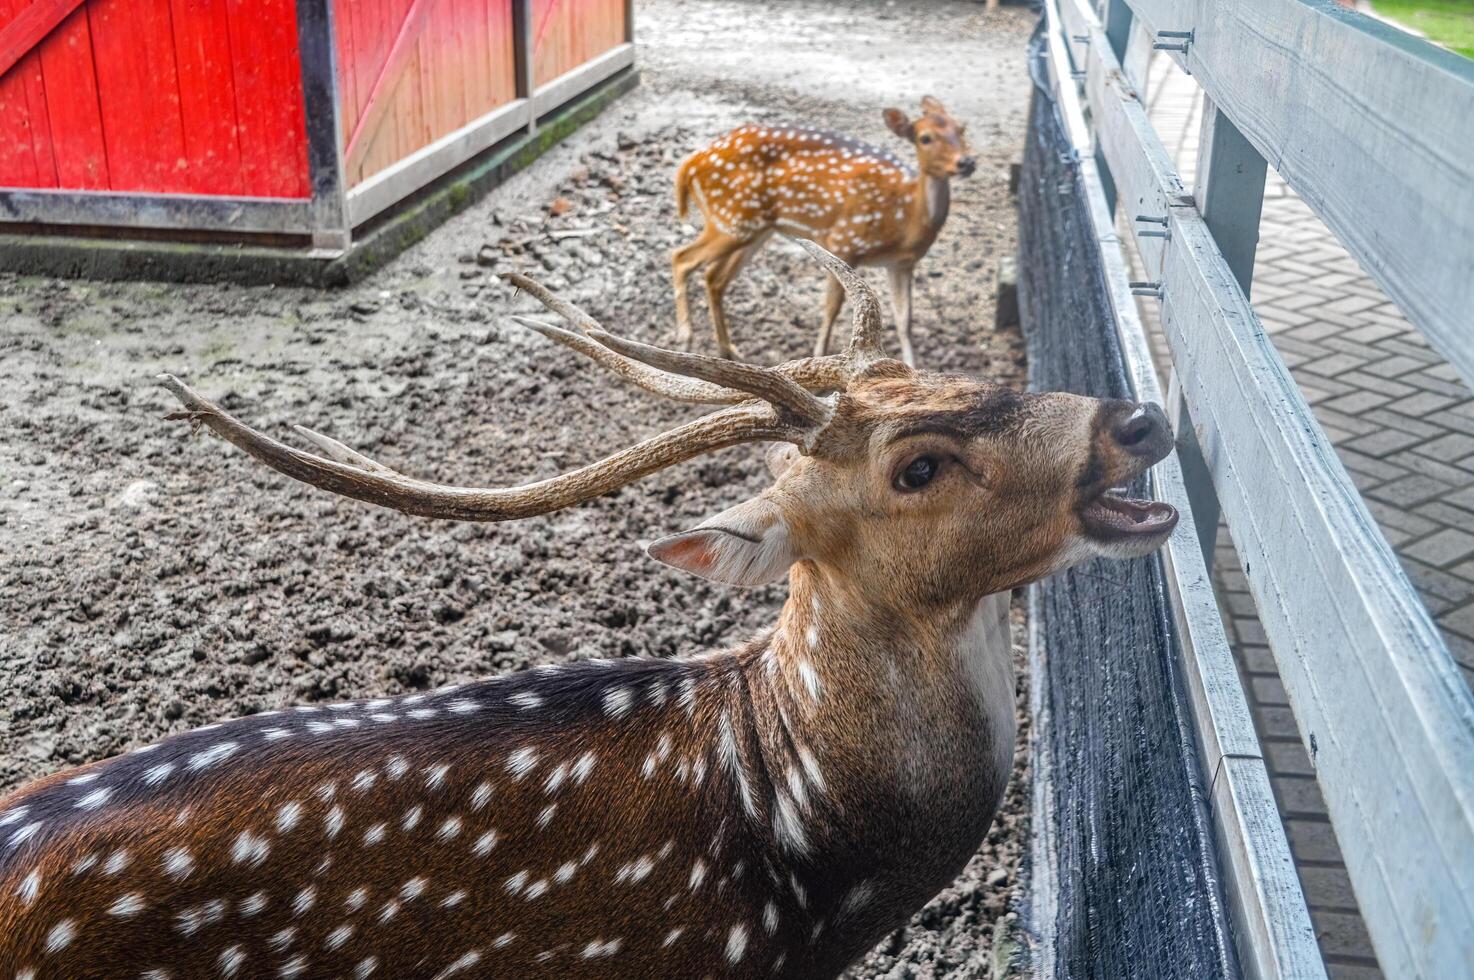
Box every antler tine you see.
[796,240,885,361]
[500,270,602,332]
[509,316,746,405]
[158,375,800,522]
[585,329,832,426]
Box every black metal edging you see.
[1017,23,1241,980]
[296,0,350,250]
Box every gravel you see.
[0,1,1036,975]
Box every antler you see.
[503,242,882,403]
[795,239,885,365]
[159,249,888,524]
[158,376,800,522]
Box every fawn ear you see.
[920,95,947,116]
[647,497,797,587]
[883,108,915,140]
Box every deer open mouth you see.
[1080,490,1179,541]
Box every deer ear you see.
[647,497,797,587]
[920,95,946,115]
[883,108,914,140]
[765,443,800,479]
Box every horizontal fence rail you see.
[1051,0,1474,975]
[1124,0,1474,389]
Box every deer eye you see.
[918,134,934,145]
[895,455,941,492]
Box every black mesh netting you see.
[1017,26,1240,980]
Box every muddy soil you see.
[0,1,1036,975]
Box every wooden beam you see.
[1125,0,1474,389]
[342,0,437,176]
[0,0,87,81]
[1046,6,1325,977]
[1071,2,1474,973]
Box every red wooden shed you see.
[0,0,635,277]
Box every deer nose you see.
[1112,402,1172,459]
[956,156,977,177]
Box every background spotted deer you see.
[672,97,976,366]
[0,245,1178,979]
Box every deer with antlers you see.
[672,97,976,366]
[0,245,1177,979]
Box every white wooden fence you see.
[1038,1,1474,977]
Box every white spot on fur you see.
[431,951,481,978]
[292,886,316,915]
[276,802,303,832]
[572,751,597,784]
[75,787,112,809]
[580,939,622,958]
[402,806,423,831]
[690,859,708,890]
[424,764,450,789]
[354,957,379,979]
[472,830,499,856]
[233,831,270,867]
[726,924,749,963]
[438,817,463,840]
[240,891,268,916]
[509,691,542,710]
[218,945,246,977]
[773,791,810,855]
[797,659,822,701]
[325,924,354,950]
[764,901,779,934]
[401,878,427,900]
[44,919,76,953]
[186,742,238,771]
[507,747,538,779]
[386,756,409,780]
[104,849,131,875]
[662,927,684,947]
[602,686,634,718]
[364,822,387,845]
[441,889,467,907]
[471,782,494,809]
[108,891,146,917]
[16,870,41,905]
[7,820,41,849]
[163,847,194,880]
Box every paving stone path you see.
[1134,55,1474,980]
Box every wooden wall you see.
[336,0,519,186]
[0,0,311,197]
[532,0,625,86]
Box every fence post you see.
[296,0,349,250]
[1171,96,1268,568]
[514,0,537,133]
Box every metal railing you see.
[1039,0,1474,976]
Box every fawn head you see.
[883,96,976,178]
[161,245,1175,622]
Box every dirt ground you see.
[0,1,1037,975]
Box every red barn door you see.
[0,0,311,198]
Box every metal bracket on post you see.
[1130,280,1163,298]
[1135,214,1171,241]
[1154,29,1194,53]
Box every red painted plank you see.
[86,0,187,191]
[0,0,84,80]
[36,4,109,189]
[225,0,309,198]
[0,0,55,187]
[343,0,433,172]
[170,0,244,195]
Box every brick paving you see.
[1134,55,1474,978]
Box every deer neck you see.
[908,169,951,242]
[733,563,1016,890]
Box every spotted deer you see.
[0,245,1178,980]
[672,97,976,366]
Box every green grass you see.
[1372,0,1474,59]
